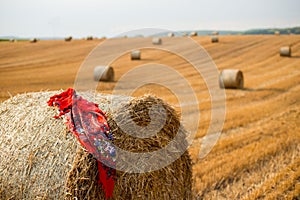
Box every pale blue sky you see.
[0,0,299,38]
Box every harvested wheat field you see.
[0,35,300,199]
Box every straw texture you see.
[0,91,192,199]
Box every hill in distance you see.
[1,26,299,41]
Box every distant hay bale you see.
[274,31,280,36]
[65,36,72,42]
[211,36,219,43]
[131,50,141,60]
[0,92,193,199]
[168,32,175,37]
[152,37,162,45]
[190,32,197,37]
[280,46,291,57]
[30,38,37,43]
[94,66,114,82]
[212,31,219,35]
[86,36,93,40]
[219,69,244,89]
[9,39,16,42]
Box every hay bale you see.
[182,32,188,37]
[274,31,280,36]
[212,31,219,35]
[30,38,37,43]
[152,37,162,45]
[65,36,72,42]
[0,92,193,199]
[211,36,219,43]
[94,66,114,82]
[86,36,93,40]
[280,46,291,57]
[219,69,244,89]
[168,32,174,37]
[10,39,16,42]
[190,32,197,37]
[131,50,141,60]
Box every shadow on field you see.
[290,56,300,59]
[243,88,286,92]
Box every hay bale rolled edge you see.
[94,66,114,82]
[0,92,193,199]
[280,46,291,57]
[152,37,162,45]
[107,95,193,199]
[131,50,141,60]
[219,69,244,89]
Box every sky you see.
[0,0,299,38]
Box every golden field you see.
[0,35,299,199]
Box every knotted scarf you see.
[47,88,116,199]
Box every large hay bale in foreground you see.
[280,46,291,57]
[152,37,162,45]
[94,66,114,82]
[131,50,141,60]
[219,69,244,89]
[0,91,192,200]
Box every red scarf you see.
[48,88,116,199]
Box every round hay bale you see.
[10,38,16,42]
[219,69,244,89]
[190,31,197,37]
[212,31,219,35]
[168,32,174,37]
[94,66,114,82]
[280,46,291,57]
[86,36,93,40]
[152,37,162,45]
[0,92,193,199]
[211,36,219,43]
[182,32,188,37]
[274,31,280,36]
[131,50,141,60]
[65,36,72,42]
[30,38,37,43]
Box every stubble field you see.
[0,35,299,199]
